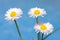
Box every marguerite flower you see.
[5,8,23,20]
[34,22,54,35]
[28,7,46,18]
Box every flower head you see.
[5,8,23,20]
[28,7,46,18]
[34,22,54,35]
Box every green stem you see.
[36,17,38,24]
[37,32,40,40]
[42,33,44,40]
[14,20,22,40]
[36,17,40,40]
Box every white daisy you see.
[5,8,23,20]
[28,7,46,18]
[34,22,54,35]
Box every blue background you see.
[0,0,60,40]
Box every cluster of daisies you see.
[28,7,53,35]
[5,7,54,35]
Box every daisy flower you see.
[34,22,54,35]
[28,7,46,18]
[5,8,23,20]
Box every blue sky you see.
[0,0,60,40]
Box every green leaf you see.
[44,27,60,39]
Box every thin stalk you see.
[36,17,38,24]
[14,20,22,40]
[37,33,40,40]
[42,33,44,40]
[36,17,40,40]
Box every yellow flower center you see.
[10,11,16,17]
[40,24,47,30]
[34,10,40,15]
